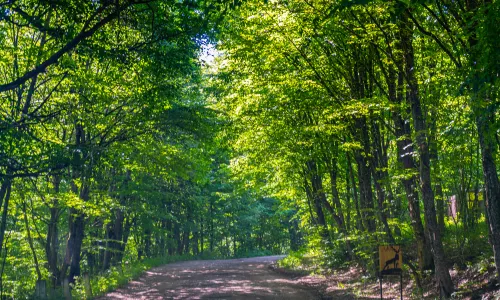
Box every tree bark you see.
[370,119,395,243]
[328,155,346,228]
[46,176,60,287]
[0,2,134,93]
[68,184,89,284]
[466,0,500,280]
[400,12,454,296]
[304,161,328,235]
[22,200,42,280]
[0,180,12,262]
[385,64,433,271]
[476,108,500,280]
[354,117,376,234]
[347,152,363,231]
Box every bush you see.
[70,255,193,300]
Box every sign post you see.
[378,245,403,300]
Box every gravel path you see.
[98,255,320,300]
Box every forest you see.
[0,0,499,299]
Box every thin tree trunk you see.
[385,59,433,271]
[326,157,352,258]
[68,183,89,284]
[345,159,352,232]
[174,222,182,255]
[476,108,500,280]
[0,181,12,262]
[347,152,363,231]
[304,177,318,225]
[209,200,214,252]
[328,155,346,227]
[47,176,60,287]
[22,200,42,280]
[354,117,376,234]
[116,216,131,263]
[464,0,500,280]
[371,119,395,243]
[429,107,446,235]
[102,222,113,271]
[400,12,454,296]
[304,162,328,233]
[200,215,204,254]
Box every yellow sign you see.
[379,245,402,275]
[468,192,484,209]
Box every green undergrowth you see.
[196,249,276,260]
[279,217,492,275]
[277,249,316,271]
[442,216,492,266]
[277,221,416,276]
[69,255,194,299]
[277,218,497,299]
[234,249,275,258]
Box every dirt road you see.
[99,256,320,300]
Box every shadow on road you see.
[100,256,322,299]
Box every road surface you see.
[99,255,320,299]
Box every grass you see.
[67,254,194,300]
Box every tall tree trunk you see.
[46,176,60,287]
[209,200,214,252]
[327,156,352,258]
[328,154,346,228]
[350,50,376,235]
[0,180,11,267]
[174,222,182,255]
[465,0,500,280]
[112,209,125,264]
[307,160,343,228]
[400,12,454,296]
[345,158,352,232]
[116,216,131,263]
[476,107,500,280]
[304,177,319,226]
[61,122,91,284]
[68,184,89,284]
[200,215,204,254]
[102,222,114,271]
[347,152,363,231]
[354,117,376,234]
[22,199,42,280]
[385,64,433,271]
[371,119,395,243]
[429,107,446,235]
[304,162,328,234]
[193,224,199,255]
[182,228,190,255]
[144,228,152,258]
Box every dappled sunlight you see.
[99,256,320,299]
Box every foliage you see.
[1,0,499,298]
[211,0,500,297]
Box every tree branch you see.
[0,3,128,93]
[405,9,462,68]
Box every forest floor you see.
[97,255,321,299]
[96,255,500,299]
[271,261,500,299]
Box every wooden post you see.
[83,272,93,299]
[400,272,403,300]
[379,275,383,300]
[35,280,47,299]
[63,278,72,300]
